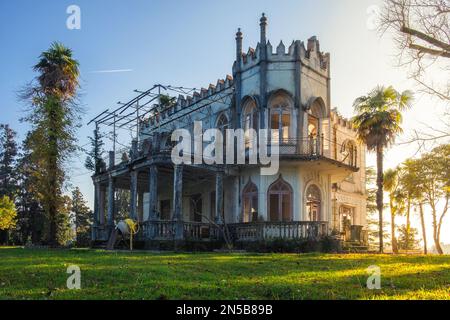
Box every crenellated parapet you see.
[236,36,329,76]
[330,108,356,132]
[140,75,234,133]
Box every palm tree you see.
[352,86,412,253]
[34,42,79,99]
[24,42,80,246]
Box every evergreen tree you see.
[0,124,18,198]
[84,129,105,173]
[397,225,420,251]
[13,133,45,244]
[71,187,92,246]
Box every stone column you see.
[99,186,106,225]
[92,181,100,241]
[93,181,100,226]
[148,165,158,220]
[130,170,138,220]
[172,165,184,240]
[138,190,144,222]
[107,175,115,230]
[215,172,224,224]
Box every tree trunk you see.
[390,198,398,254]
[376,144,384,254]
[47,100,60,247]
[431,206,443,254]
[419,203,427,255]
[406,198,411,250]
[0,230,7,245]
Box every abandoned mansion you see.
[90,14,368,249]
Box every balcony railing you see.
[136,220,328,242]
[229,221,329,241]
[101,134,358,171]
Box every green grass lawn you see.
[0,247,449,300]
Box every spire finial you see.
[260,13,268,45]
[260,13,267,25]
[235,28,243,63]
[236,28,243,39]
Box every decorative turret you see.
[260,13,267,45]
[236,28,243,64]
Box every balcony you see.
[137,220,329,242]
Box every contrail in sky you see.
[89,69,133,74]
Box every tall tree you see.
[20,42,80,246]
[71,187,92,246]
[0,124,18,198]
[384,167,405,254]
[416,144,450,254]
[0,124,18,244]
[352,86,413,253]
[400,158,426,252]
[84,129,105,173]
[13,133,45,244]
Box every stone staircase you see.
[342,240,369,253]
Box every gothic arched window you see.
[242,100,259,148]
[341,140,357,167]
[269,93,292,144]
[308,98,326,138]
[306,184,321,221]
[217,113,229,132]
[216,113,229,155]
[242,181,258,222]
[268,177,293,222]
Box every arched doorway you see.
[242,180,258,222]
[305,184,322,221]
[268,177,293,222]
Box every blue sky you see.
[1,1,448,243]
